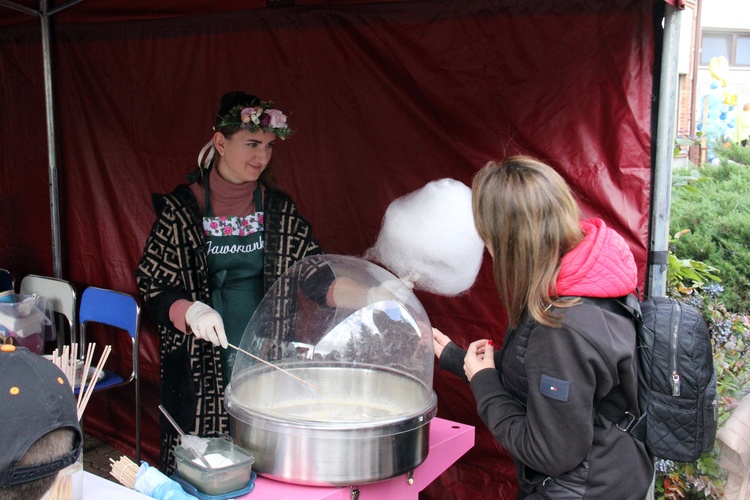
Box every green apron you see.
[203,178,264,382]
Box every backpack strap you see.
[576,295,643,434]
[577,295,642,323]
[597,399,638,433]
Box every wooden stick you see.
[227,343,326,393]
[77,343,96,411]
[61,345,71,388]
[77,345,111,420]
[78,344,110,416]
[51,348,59,372]
[68,345,75,390]
[68,344,77,390]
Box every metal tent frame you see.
[0,0,683,297]
[0,0,84,279]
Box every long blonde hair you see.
[472,156,584,329]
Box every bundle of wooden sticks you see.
[44,342,112,500]
[109,455,139,489]
[49,342,112,420]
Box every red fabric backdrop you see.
[0,0,657,497]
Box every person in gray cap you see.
[0,344,83,500]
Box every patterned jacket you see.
[136,183,323,473]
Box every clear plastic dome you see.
[227,254,434,410]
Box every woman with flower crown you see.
[136,91,330,474]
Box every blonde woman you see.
[433,156,653,498]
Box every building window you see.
[701,31,750,67]
[737,36,750,65]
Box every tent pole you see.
[648,4,682,299]
[39,0,64,279]
[0,0,38,16]
[1,0,81,279]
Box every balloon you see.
[709,56,729,86]
[723,92,738,106]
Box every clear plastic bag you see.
[0,293,56,354]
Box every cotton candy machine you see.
[225,255,437,486]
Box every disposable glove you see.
[134,462,195,500]
[185,301,227,348]
[367,279,414,305]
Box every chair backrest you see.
[19,274,77,348]
[0,268,14,292]
[79,286,140,382]
[78,286,142,462]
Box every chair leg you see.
[135,375,141,462]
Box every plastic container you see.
[0,293,55,354]
[174,437,255,496]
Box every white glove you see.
[367,279,414,305]
[185,301,227,348]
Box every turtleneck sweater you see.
[189,166,259,217]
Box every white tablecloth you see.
[83,471,152,499]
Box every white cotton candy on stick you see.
[365,178,485,296]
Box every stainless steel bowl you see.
[225,364,438,486]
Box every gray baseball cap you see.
[0,345,83,487]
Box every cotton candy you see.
[180,434,209,456]
[365,178,484,296]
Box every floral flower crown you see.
[213,100,293,139]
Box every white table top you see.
[83,471,151,499]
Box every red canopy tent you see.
[0,0,681,497]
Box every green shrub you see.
[653,143,750,499]
[721,141,750,166]
[670,150,750,312]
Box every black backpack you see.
[585,294,718,463]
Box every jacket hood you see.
[556,218,637,298]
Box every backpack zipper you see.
[669,299,681,397]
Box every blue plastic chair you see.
[78,286,141,461]
[0,268,14,293]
